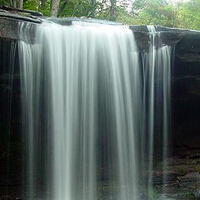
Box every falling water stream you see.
[18,21,171,200]
[145,25,171,197]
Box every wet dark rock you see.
[0,186,22,200]
[153,172,178,185]
[180,172,200,184]
[194,190,200,198]
[0,5,43,17]
[154,154,200,199]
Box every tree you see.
[109,0,116,21]
[50,0,60,16]
[9,0,23,8]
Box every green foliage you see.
[116,7,138,25]
[38,0,50,16]
[57,0,108,18]
[2,0,200,30]
[0,0,9,6]
[131,0,176,27]
[23,0,39,11]
[23,0,50,16]
[176,0,200,30]
[58,0,93,17]
[130,0,200,30]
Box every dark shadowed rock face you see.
[172,32,200,152]
[0,37,22,199]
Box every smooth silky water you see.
[144,25,171,198]
[18,21,171,200]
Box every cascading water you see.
[142,25,171,198]
[18,21,171,200]
[19,21,141,200]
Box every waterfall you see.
[18,21,171,200]
[144,25,171,198]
